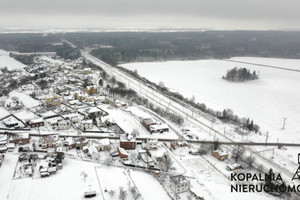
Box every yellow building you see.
[85,85,97,94]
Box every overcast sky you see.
[0,0,300,30]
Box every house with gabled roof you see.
[170,175,190,193]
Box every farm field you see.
[121,57,300,143]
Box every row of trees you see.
[102,73,184,126]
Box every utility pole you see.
[282,117,287,130]
[265,131,269,146]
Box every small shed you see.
[226,163,242,171]
[212,150,229,161]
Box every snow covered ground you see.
[0,49,27,70]
[2,155,101,200]
[9,91,40,108]
[96,165,171,200]
[120,58,300,144]
[0,107,9,119]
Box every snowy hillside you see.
[120,58,300,143]
[0,49,27,70]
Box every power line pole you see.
[265,131,269,146]
[282,117,287,130]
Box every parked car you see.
[29,154,38,160]
[18,146,31,152]
[19,153,29,162]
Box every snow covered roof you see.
[88,107,101,113]
[86,85,97,90]
[118,147,128,156]
[227,163,241,170]
[120,133,136,142]
[81,120,93,124]
[149,123,169,131]
[213,150,228,156]
[42,111,59,118]
[3,117,19,125]
[170,175,189,185]
[97,138,110,146]
[29,118,44,124]
[43,134,59,142]
[88,145,98,155]
[142,118,156,126]
[10,132,29,140]
[0,135,7,142]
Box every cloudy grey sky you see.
[0,0,299,30]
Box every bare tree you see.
[213,140,219,151]
[119,187,127,200]
[231,146,245,163]
[130,187,137,198]
[160,152,172,171]
[245,155,255,169]
[109,190,115,198]
[132,128,139,136]
[134,193,141,200]
[105,156,112,165]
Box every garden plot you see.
[96,165,171,200]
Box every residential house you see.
[80,120,93,130]
[120,133,136,150]
[170,175,190,194]
[141,118,156,132]
[149,123,169,134]
[100,116,115,127]
[142,139,158,150]
[57,120,71,130]
[88,145,99,160]
[85,85,97,95]
[74,137,89,149]
[28,118,44,128]
[1,114,26,129]
[10,133,30,144]
[92,139,111,151]
[45,94,61,106]
[42,134,59,148]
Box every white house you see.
[142,139,158,150]
[170,175,190,193]
[92,138,111,151]
[80,120,93,130]
[88,145,99,160]
[57,120,71,130]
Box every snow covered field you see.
[1,155,101,200]
[121,58,300,143]
[96,165,171,200]
[0,49,27,70]
[9,91,40,108]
